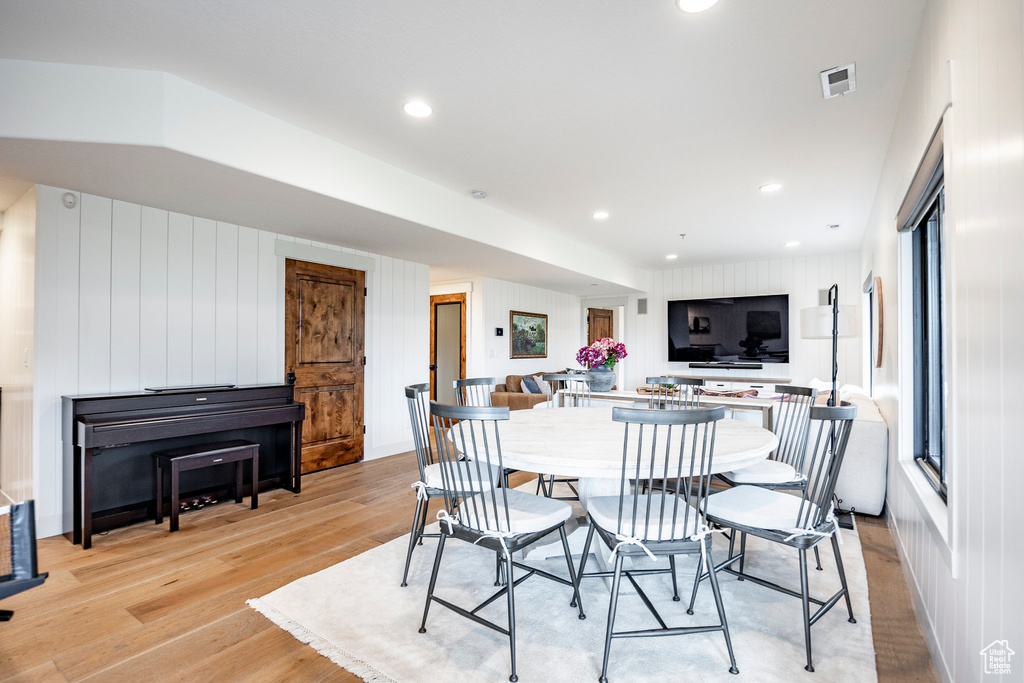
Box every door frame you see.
[430,293,467,401]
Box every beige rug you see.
[248,516,876,682]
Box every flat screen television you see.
[667,294,790,364]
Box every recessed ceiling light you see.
[471,189,487,199]
[593,211,610,219]
[403,100,432,117]
[785,241,800,248]
[666,254,678,260]
[828,223,841,230]
[759,183,783,193]
[676,0,719,12]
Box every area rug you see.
[249,521,875,682]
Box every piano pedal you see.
[201,495,217,506]
[191,498,204,509]
[179,500,192,512]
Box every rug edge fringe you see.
[247,598,399,683]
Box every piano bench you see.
[154,440,260,533]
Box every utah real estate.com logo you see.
[980,640,1014,676]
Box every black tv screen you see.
[667,294,790,363]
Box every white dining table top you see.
[496,406,778,479]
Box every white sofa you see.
[726,387,888,516]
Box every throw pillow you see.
[533,376,551,395]
[521,376,540,394]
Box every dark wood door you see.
[588,308,614,344]
[285,259,365,472]
[429,293,467,402]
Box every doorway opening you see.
[430,293,467,402]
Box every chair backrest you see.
[454,377,496,407]
[645,376,704,409]
[0,500,44,596]
[792,403,858,531]
[541,373,592,407]
[771,385,818,471]
[430,401,514,533]
[405,383,434,481]
[609,405,726,542]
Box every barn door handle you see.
[429,364,437,371]
[286,372,296,385]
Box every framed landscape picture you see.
[510,311,548,358]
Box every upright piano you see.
[63,384,304,549]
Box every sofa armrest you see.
[490,392,547,411]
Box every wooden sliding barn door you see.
[285,259,365,472]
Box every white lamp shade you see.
[800,305,862,339]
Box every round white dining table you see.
[497,406,778,479]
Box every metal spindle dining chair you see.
[419,401,584,683]
[716,385,821,570]
[400,384,501,587]
[541,373,592,408]
[698,403,859,673]
[454,377,496,407]
[576,405,738,681]
[645,376,704,409]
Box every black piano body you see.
[63,384,304,549]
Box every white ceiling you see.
[0,0,925,282]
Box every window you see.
[910,187,946,499]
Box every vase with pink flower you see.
[575,338,627,392]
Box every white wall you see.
[861,2,1024,681]
[595,253,864,392]
[31,186,428,537]
[472,277,583,382]
[0,188,36,505]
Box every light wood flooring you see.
[0,452,937,682]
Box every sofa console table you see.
[63,384,304,549]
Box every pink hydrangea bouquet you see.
[576,338,628,369]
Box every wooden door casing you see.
[429,293,467,401]
[588,308,614,344]
[285,259,365,472]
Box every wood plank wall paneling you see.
[0,188,37,506]
[584,252,865,393]
[477,277,582,380]
[28,187,429,537]
[860,1,1024,681]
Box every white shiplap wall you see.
[31,186,428,537]
[591,253,865,392]
[0,188,36,505]
[861,1,1024,681]
[473,277,583,380]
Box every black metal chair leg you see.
[418,533,447,634]
[705,546,739,675]
[558,527,585,617]
[0,610,12,622]
[799,548,814,672]
[738,531,747,575]
[577,523,597,580]
[832,535,857,623]
[669,555,680,601]
[416,499,430,546]
[814,545,823,571]
[686,546,703,615]
[599,554,625,683]
[401,497,427,587]
[505,551,518,683]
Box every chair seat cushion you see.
[460,489,572,534]
[723,459,799,484]
[586,494,703,541]
[423,461,501,492]
[705,485,820,531]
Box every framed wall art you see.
[510,311,548,358]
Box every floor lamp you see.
[800,284,861,406]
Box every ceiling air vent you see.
[820,63,856,99]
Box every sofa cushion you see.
[506,374,526,393]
